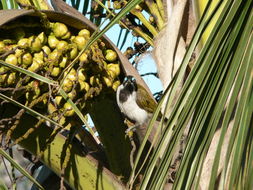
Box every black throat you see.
[119,82,137,103]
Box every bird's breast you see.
[118,93,148,125]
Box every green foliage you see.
[130,0,253,189]
[0,0,252,189]
[0,182,8,190]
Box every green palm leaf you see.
[131,0,253,189]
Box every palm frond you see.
[131,0,253,189]
[1,0,8,9]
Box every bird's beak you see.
[123,78,131,86]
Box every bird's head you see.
[122,75,137,93]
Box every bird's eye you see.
[123,75,136,84]
[123,77,128,83]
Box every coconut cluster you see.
[0,20,121,117]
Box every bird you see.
[116,75,159,134]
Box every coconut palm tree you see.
[0,0,252,189]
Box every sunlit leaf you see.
[131,0,253,189]
[1,0,8,9]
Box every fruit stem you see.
[131,9,159,37]
[131,27,154,46]
[145,0,165,30]
[93,0,154,45]
[155,0,165,19]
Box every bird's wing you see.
[136,84,158,114]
